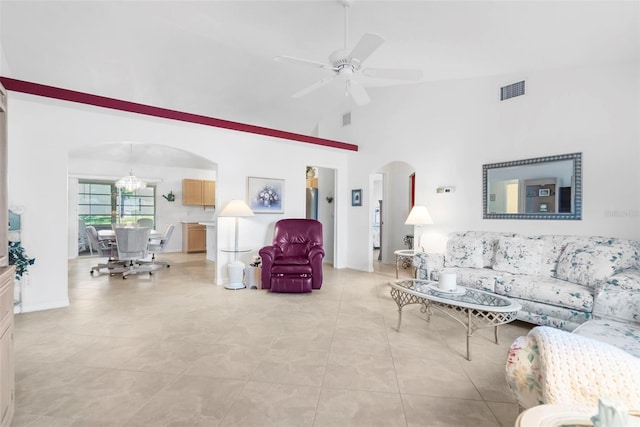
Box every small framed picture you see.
[539,189,550,197]
[351,189,362,206]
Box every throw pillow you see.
[445,237,483,268]
[492,236,544,276]
[556,243,623,287]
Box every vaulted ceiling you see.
[1,1,638,141]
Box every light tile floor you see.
[11,253,532,426]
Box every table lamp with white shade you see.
[219,199,254,289]
[405,205,433,251]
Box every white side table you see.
[244,266,262,289]
[221,248,251,290]
[394,249,419,279]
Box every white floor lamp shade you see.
[219,200,254,289]
[405,205,433,251]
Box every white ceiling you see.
[1,0,639,143]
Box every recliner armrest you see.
[259,245,281,263]
[308,246,325,261]
[259,245,284,290]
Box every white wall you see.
[379,161,415,264]
[327,60,640,268]
[317,167,335,264]
[7,92,349,312]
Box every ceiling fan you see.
[274,0,423,106]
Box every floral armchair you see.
[505,325,640,411]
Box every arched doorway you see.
[67,142,218,259]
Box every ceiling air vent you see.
[500,80,525,101]
[342,112,351,127]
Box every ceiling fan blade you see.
[348,33,385,64]
[274,55,336,71]
[362,67,423,81]
[347,79,370,106]
[292,75,338,99]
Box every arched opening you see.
[67,142,218,261]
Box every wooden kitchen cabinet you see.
[202,180,216,206]
[182,179,215,207]
[0,266,15,427]
[182,223,206,253]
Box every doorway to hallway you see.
[305,166,336,266]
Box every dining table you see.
[98,228,162,241]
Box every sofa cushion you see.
[606,269,640,291]
[460,231,515,267]
[593,280,640,323]
[591,238,640,270]
[493,236,544,276]
[495,275,594,312]
[556,243,624,287]
[573,319,640,358]
[538,235,588,278]
[440,267,502,293]
[445,237,483,269]
[515,298,592,331]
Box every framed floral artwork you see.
[247,177,284,213]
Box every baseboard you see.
[15,298,70,314]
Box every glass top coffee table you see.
[389,279,522,360]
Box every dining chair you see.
[78,219,91,255]
[87,226,122,275]
[112,227,154,279]
[146,224,175,268]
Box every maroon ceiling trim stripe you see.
[0,76,358,152]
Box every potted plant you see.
[306,166,315,179]
[9,241,35,281]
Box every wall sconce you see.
[326,195,334,203]
[162,191,175,202]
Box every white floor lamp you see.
[405,205,433,252]
[219,199,254,290]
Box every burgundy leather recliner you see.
[259,219,325,293]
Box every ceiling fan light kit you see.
[275,0,423,106]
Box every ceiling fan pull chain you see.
[343,0,349,49]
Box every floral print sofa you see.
[413,231,640,331]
